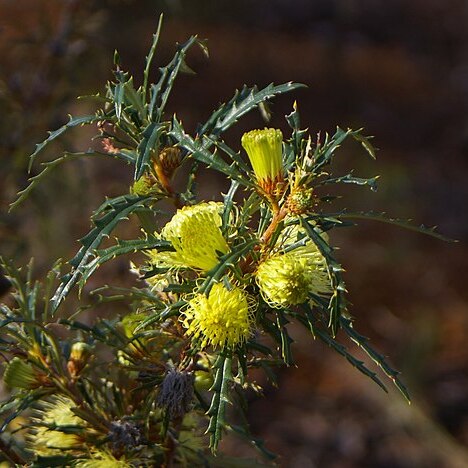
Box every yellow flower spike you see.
[241,128,284,194]
[182,283,253,349]
[75,450,130,468]
[161,202,229,271]
[3,357,40,390]
[31,396,87,456]
[256,244,331,308]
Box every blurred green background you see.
[1,1,467,466]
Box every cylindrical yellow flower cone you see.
[241,128,284,195]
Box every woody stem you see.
[261,205,287,245]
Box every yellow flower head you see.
[75,450,130,468]
[241,128,284,193]
[3,357,40,390]
[256,240,331,308]
[31,396,86,456]
[160,202,229,271]
[182,283,253,349]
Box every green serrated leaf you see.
[317,173,379,192]
[79,237,170,287]
[198,239,257,295]
[134,300,185,332]
[113,71,126,120]
[325,210,455,242]
[222,180,240,230]
[340,317,410,402]
[11,150,132,211]
[199,82,305,137]
[312,127,351,173]
[28,115,100,172]
[290,308,388,394]
[300,218,346,336]
[350,129,377,159]
[170,119,245,183]
[135,122,164,179]
[143,14,164,99]
[152,35,204,121]
[50,195,151,314]
[207,353,232,453]
[276,311,294,366]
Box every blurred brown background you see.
[1,1,468,466]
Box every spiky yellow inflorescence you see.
[75,450,130,468]
[32,396,87,456]
[3,357,40,389]
[241,128,284,193]
[160,202,229,271]
[256,238,331,307]
[182,283,253,349]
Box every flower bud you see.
[158,146,181,179]
[194,370,214,391]
[130,174,157,196]
[67,342,92,377]
[286,187,316,215]
[241,128,284,195]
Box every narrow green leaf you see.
[276,312,294,366]
[290,307,388,393]
[300,218,347,336]
[134,300,186,332]
[315,325,388,393]
[207,353,232,453]
[340,317,410,402]
[50,195,152,314]
[11,150,132,211]
[222,180,240,230]
[198,239,257,295]
[135,122,164,179]
[143,14,164,98]
[113,71,126,120]
[79,237,170,287]
[327,210,455,242]
[350,130,377,159]
[312,127,351,173]
[227,424,277,461]
[28,115,100,171]
[170,119,245,183]
[153,35,205,121]
[317,173,379,192]
[199,82,305,137]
